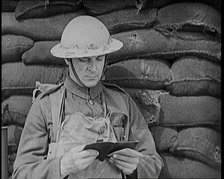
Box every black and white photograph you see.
[1,0,221,178]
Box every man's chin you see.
[83,80,98,88]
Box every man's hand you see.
[109,148,143,175]
[60,145,99,177]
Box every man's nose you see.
[88,58,97,71]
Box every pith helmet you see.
[51,15,123,58]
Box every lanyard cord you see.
[101,92,109,118]
[55,87,66,143]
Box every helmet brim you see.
[50,38,123,58]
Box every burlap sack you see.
[97,8,157,34]
[107,29,221,65]
[15,0,82,20]
[142,0,221,12]
[159,94,221,130]
[22,41,65,66]
[83,0,137,15]
[2,95,32,127]
[20,31,220,66]
[124,89,163,126]
[7,125,23,146]
[159,153,221,178]
[150,126,221,169]
[2,62,67,98]
[156,2,221,36]
[168,56,221,97]
[2,35,34,64]
[2,11,85,41]
[104,59,171,89]
[149,126,177,152]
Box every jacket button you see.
[88,99,94,105]
[121,135,126,141]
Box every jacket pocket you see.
[110,112,128,141]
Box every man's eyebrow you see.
[77,57,88,60]
[77,56,104,60]
[97,55,105,58]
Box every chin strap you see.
[102,55,108,76]
[69,59,87,88]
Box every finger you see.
[111,148,143,158]
[112,154,139,164]
[78,150,99,159]
[74,156,97,171]
[85,149,99,156]
[70,145,85,153]
[78,156,97,167]
[112,160,135,175]
[112,157,136,169]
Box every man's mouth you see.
[86,75,98,79]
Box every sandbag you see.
[24,34,205,67]
[2,95,32,127]
[168,56,221,97]
[97,8,157,34]
[15,0,83,20]
[159,153,221,178]
[143,0,221,12]
[150,126,221,169]
[7,125,23,146]
[2,9,156,41]
[22,41,65,66]
[2,11,85,41]
[150,126,177,152]
[2,35,34,64]
[2,87,35,102]
[2,62,67,98]
[124,89,164,126]
[104,59,171,89]
[156,3,221,36]
[2,0,19,12]
[107,29,221,65]
[159,94,221,130]
[83,0,138,15]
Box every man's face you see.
[69,55,106,88]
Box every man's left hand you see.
[109,148,143,175]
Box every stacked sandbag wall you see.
[103,1,221,178]
[1,0,221,178]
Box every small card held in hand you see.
[84,141,139,161]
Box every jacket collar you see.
[64,74,102,100]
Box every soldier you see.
[12,16,163,179]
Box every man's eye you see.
[78,58,88,62]
[96,57,104,61]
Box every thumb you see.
[71,144,85,153]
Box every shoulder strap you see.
[49,86,66,143]
[102,82,129,115]
[32,81,63,102]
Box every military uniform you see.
[12,75,163,179]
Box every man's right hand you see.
[60,145,99,177]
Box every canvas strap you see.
[49,86,66,143]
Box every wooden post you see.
[2,126,8,179]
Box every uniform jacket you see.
[12,75,163,179]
